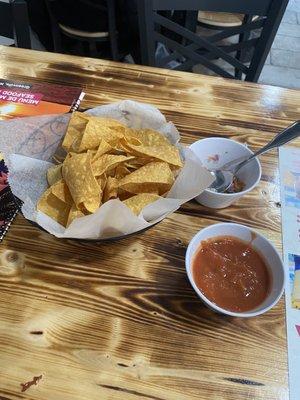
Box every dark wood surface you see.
[0,45,300,400]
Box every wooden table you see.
[0,46,299,400]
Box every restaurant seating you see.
[196,11,261,79]
[198,11,248,28]
[44,0,119,59]
[137,0,289,81]
[0,0,31,48]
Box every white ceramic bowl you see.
[185,223,285,317]
[190,138,262,208]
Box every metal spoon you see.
[210,120,300,193]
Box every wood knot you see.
[0,250,25,276]
[20,375,42,392]
[1,250,23,265]
[117,363,129,368]
[30,331,44,335]
[224,377,264,386]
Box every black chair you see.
[0,0,31,48]
[44,0,119,60]
[137,0,289,82]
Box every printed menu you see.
[0,79,84,120]
[0,78,84,241]
[279,147,300,400]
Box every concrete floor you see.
[259,0,300,89]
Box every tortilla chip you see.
[125,157,153,170]
[62,112,90,151]
[122,128,182,168]
[123,193,160,215]
[103,177,118,203]
[115,165,131,179]
[87,149,97,157]
[83,174,105,213]
[123,129,142,146]
[51,179,73,204]
[136,128,172,146]
[37,187,71,227]
[62,152,100,207]
[64,127,83,152]
[67,204,85,227]
[77,118,126,152]
[47,164,62,186]
[92,154,134,177]
[118,188,133,201]
[83,193,101,213]
[97,174,107,189]
[71,111,91,127]
[93,139,114,160]
[118,161,174,195]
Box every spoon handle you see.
[235,120,300,173]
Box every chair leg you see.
[246,0,288,82]
[182,10,198,48]
[77,41,86,56]
[88,41,98,57]
[11,0,31,49]
[44,0,63,52]
[109,34,119,61]
[235,14,253,80]
[137,0,156,66]
[52,27,63,53]
[184,10,198,33]
[107,0,119,60]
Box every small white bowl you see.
[190,138,262,208]
[185,223,285,317]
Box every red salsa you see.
[192,235,271,312]
[225,176,245,193]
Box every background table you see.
[0,45,299,400]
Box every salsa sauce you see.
[225,176,245,193]
[192,235,271,312]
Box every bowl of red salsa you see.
[186,223,284,317]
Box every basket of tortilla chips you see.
[2,101,213,240]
